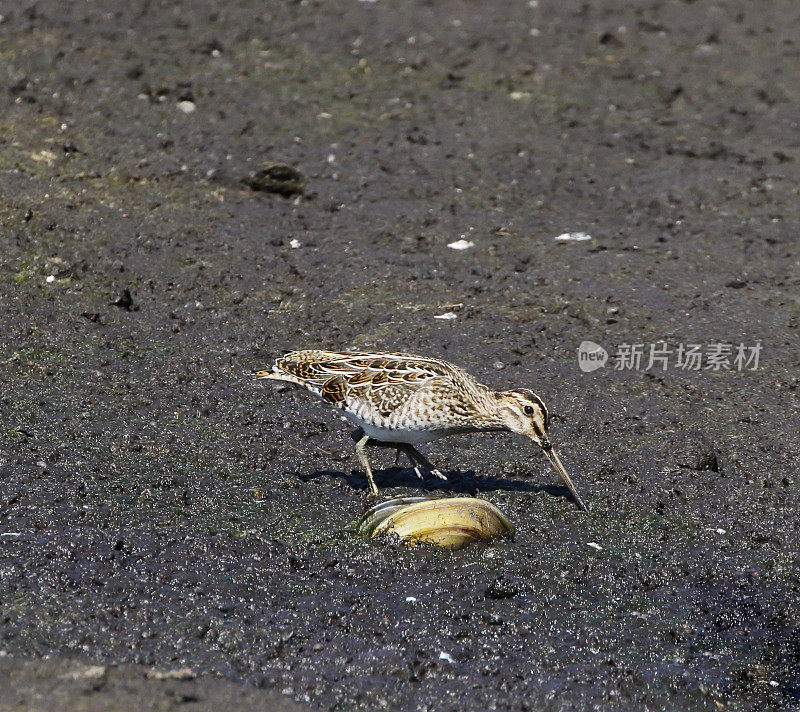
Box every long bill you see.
[542,447,588,512]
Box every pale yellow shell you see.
[358,497,514,550]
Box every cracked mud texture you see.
[1,1,799,711]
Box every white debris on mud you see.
[555,232,592,241]
[447,239,475,250]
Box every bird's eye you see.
[523,405,534,415]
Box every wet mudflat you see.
[1,1,799,710]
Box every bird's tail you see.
[253,367,307,387]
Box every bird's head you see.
[496,388,551,446]
[496,388,588,512]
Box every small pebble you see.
[587,542,603,550]
[45,275,56,283]
[433,312,458,320]
[438,652,456,664]
[289,239,302,249]
[405,596,417,602]
[244,163,306,197]
[177,100,196,114]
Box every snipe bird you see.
[256,350,587,511]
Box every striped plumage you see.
[260,350,523,439]
[256,350,586,510]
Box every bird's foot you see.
[430,468,447,481]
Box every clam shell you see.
[357,497,432,537]
[358,497,514,549]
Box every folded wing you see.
[255,350,460,418]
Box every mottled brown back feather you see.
[320,376,347,405]
[261,349,504,431]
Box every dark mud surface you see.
[1,1,799,710]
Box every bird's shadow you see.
[300,467,574,505]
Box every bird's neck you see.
[469,386,510,431]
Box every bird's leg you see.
[349,430,431,485]
[396,444,447,481]
[354,433,379,496]
[401,449,425,480]
[393,447,425,479]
